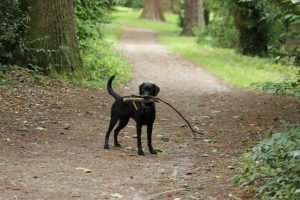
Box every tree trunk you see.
[181,0,205,36]
[204,9,209,26]
[22,0,83,74]
[233,3,268,56]
[140,0,165,22]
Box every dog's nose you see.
[142,91,151,96]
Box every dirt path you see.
[1,28,300,200]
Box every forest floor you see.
[0,27,300,200]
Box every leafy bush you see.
[197,1,238,48]
[71,1,131,87]
[202,0,300,65]
[239,0,300,65]
[74,0,111,47]
[82,39,131,86]
[234,126,300,200]
[57,38,131,88]
[252,70,300,97]
[195,18,238,48]
[0,0,29,64]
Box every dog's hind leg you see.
[104,116,118,149]
[114,117,129,147]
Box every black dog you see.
[103,75,160,156]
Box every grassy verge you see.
[111,7,297,88]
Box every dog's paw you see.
[138,150,145,156]
[114,142,121,147]
[103,144,110,149]
[150,149,158,154]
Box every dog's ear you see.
[153,84,160,96]
[139,83,145,95]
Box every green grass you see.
[163,39,295,87]
[110,7,297,88]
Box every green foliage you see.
[240,0,300,64]
[198,1,238,48]
[234,126,300,200]
[195,19,238,48]
[202,0,300,64]
[74,0,111,47]
[0,0,29,64]
[57,38,131,88]
[0,64,43,89]
[252,70,300,97]
[70,2,131,87]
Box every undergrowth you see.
[0,65,45,89]
[252,70,300,97]
[234,125,300,200]
[56,38,131,88]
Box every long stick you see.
[155,97,203,139]
[125,95,204,139]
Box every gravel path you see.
[118,27,228,96]
[1,27,299,200]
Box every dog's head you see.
[139,83,160,97]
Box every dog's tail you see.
[107,75,121,100]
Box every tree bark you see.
[140,0,165,22]
[22,0,83,74]
[181,0,205,36]
[233,3,268,56]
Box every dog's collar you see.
[132,101,138,110]
[141,102,152,112]
[132,102,152,112]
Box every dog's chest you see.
[136,103,155,120]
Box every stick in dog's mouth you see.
[123,95,204,139]
[123,97,159,103]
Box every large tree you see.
[22,0,83,74]
[233,2,268,56]
[181,0,206,36]
[140,0,165,22]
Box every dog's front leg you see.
[147,124,157,154]
[136,122,144,156]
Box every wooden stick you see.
[123,97,159,103]
[122,95,203,139]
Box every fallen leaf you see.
[227,165,235,169]
[110,193,124,198]
[36,127,46,131]
[76,167,92,173]
[203,139,212,143]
